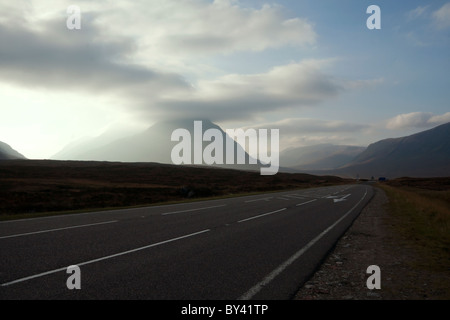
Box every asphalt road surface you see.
[0,184,373,300]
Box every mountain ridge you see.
[280,144,366,170]
[52,120,450,178]
[52,119,264,172]
[0,141,26,160]
[311,122,450,178]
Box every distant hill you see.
[280,144,366,170]
[53,121,450,178]
[0,141,26,160]
[320,122,450,179]
[52,125,142,160]
[52,119,263,171]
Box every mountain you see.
[280,144,366,170]
[52,125,143,160]
[52,119,263,171]
[0,141,26,160]
[53,121,450,178]
[330,122,450,178]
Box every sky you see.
[0,0,449,159]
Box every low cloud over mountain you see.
[52,119,265,172]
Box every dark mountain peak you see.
[0,141,27,160]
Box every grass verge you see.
[0,188,311,221]
[378,182,450,273]
[0,159,351,220]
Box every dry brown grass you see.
[379,178,450,273]
[0,160,350,219]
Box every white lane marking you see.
[240,188,368,300]
[0,186,356,224]
[286,195,306,200]
[296,199,317,207]
[0,198,230,224]
[302,194,323,199]
[277,197,290,200]
[1,229,211,287]
[0,220,118,240]
[245,197,273,203]
[238,208,287,223]
[161,204,226,216]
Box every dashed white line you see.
[244,197,273,203]
[239,188,368,300]
[161,204,226,216]
[238,208,287,223]
[296,199,317,207]
[0,220,118,240]
[286,195,306,200]
[1,229,211,287]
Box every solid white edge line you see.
[161,204,226,216]
[238,208,287,223]
[239,188,368,300]
[1,229,211,287]
[0,220,118,240]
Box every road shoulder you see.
[295,186,449,300]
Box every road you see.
[0,184,373,300]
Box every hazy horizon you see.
[1,0,449,159]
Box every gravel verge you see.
[294,186,449,300]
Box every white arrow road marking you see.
[240,189,367,300]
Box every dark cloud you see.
[153,61,343,122]
[0,14,190,95]
[0,5,343,124]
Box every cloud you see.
[402,3,450,47]
[0,1,323,123]
[155,60,343,121]
[406,5,429,21]
[0,14,189,95]
[433,2,450,29]
[386,112,450,130]
[239,118,369,150]
[343,78,384,89]
[429,112,450,125]
[0,1,376,127]
[247,118,368,134]
[94,0,317,58]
